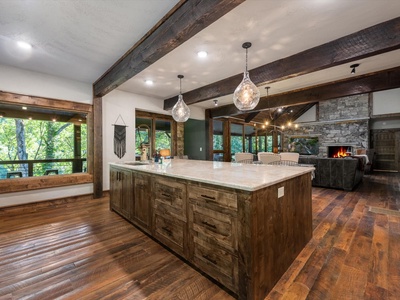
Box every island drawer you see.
[154,178,187,218]
[192,234,238,293]
[188,185,237,212]
[190,204,237,253]
[154,212,186,257]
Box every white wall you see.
[373,88,400,115]
[295,104,317,123]
[187,105,206,120]
[371,88,400,129]
[371,119,400,129]
[0,64,92,104]
[102,89,208,190]
[0,65,93,207]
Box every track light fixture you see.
[350,63,360,74]
[265,86,270,97]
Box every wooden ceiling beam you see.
[208,66,400,118]
[93,0,245,97]
[244,111,260,123]
[164,16,400,110]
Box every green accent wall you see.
[184,119,207,160]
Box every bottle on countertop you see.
[154,150,160,163]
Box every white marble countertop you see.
[110,160,314,192]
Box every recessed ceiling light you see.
[145,79,154,85]
[17,41,32,50]
[197,51,208,58]
[22,106,27,110]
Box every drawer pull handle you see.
[202,221,216,229]
[161,193,171,198]
[203,254,217,265]
[162,226,172,236]
[201,194,217,204]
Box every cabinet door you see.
[110,168,132,220]
[120,170,133,219]
[110,168,122,212]
[133,172,152,232]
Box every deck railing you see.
[0,158,87,179]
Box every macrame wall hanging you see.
[112,114,128,159]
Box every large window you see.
[0,103,87,179]
[135,110,176,160]
[244,125,256,153]
[155,119,172,154]
[230,123,243,160]
[212,119,224,161]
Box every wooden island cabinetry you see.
[110,161,314,300]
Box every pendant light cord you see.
[179,77,182,95]
[245,48,248,73]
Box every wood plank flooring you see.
[266,172,400,300]
[0,172,399,299]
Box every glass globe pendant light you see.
[233,42,260,111]
[172,74,190,122]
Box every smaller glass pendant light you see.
[172,75,190,122]
[233,42,260,111]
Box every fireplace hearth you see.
[328,146,353,158]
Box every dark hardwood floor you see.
[0,172,399,299]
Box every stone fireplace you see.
[327,146,353,158]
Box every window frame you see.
[135,110,178,158]
[0,91,93,194]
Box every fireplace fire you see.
[328,146,352,158]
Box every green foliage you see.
[0,117,87,178]
[213,135,223,150]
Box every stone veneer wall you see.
[284,94,370,157]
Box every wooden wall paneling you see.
[86,110,94,175]
[93,96,103,198]
[0,91,92,112]
[223,119,230,162]
[0,173,93,194]
[206,110,213,161]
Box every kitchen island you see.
[109,160,314,300]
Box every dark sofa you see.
[299,156,364,191]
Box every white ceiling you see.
[1,0,400,110]
[0,0,180,83]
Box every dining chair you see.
[235,152,253,163]
[258,153,281,164]
[279,152,300,162]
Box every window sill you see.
[0,173,93,194]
